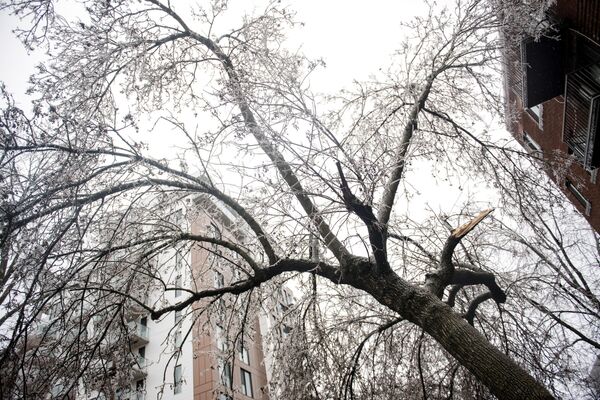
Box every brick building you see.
[504,0,600,231]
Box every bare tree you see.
[0,0,596,399]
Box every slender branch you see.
[529,300,600,350]
[342,317,403,400]
[388,233,437,263]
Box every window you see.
[277,302,289,314]
[175,274,182,298]
[520,35,564,107]
[240,369,253,397]
[215,325,227,351]
[522,132,542,155]
[173,330,182,351]
[232,268,241,283]
[526,104,543,127]
[175,250,182,269]
[175,310,183,326]
[50,382,65,398]
[566,179,592,216]
[216,298,226,323]
[137,346,146,367]
[218,359,232,389]
[135,379,145,400]
[214,271,224,288]
[563,64,600,169]
[174,365,182,394]
[282,324,292,336]
[239,342,250,365]
[277,323,292,338]
[282,289,294,306]
[172,209,183,224]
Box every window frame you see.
[214,270,225,288]
[566,179,592,215]
[240,368,253,398]
[174,364,183,394]
[239,342,250,365]
[175,310,183,326]
[218,359,233,389]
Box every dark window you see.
[219,359,232,389]
[566,179,592,215]
[522,132,542,154]
[174,365,182,394]
[521,36,564,107]
[173,330,182,352]
[240,368,253,397]
[175,274,182,298]
[563,64,600,169]
[214,271,224,288]
[239,342,250,364]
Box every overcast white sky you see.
[0,0,494,220]
[0,1,437,106]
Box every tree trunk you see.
[347,266,554,400]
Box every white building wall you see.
[143,245,195,400]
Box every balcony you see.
[124,295,149,321]
[127,322,149,347]
[131,355,147,379]
[563,63,600,169]
[119,389,145,400]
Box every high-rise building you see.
[23,195,295,400]
[503,0,600,231]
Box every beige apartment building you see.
[23,195,294,400]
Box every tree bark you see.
[341,258,554,400]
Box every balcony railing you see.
[131,355,147,379]
[117,389,145,400]
[124,295,149,321]
[563,63,600,169]
[127,322,149,346]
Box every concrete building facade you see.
[24,195,294,400]
[106,196,293,400]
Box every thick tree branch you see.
[146,1,350,263]
[426,209,493,297]
[450,268,507,304]
[446,284,463,307]
[377,75,436,227]
[465,291,493,325]
[336,162,390,274]
[149,258,341,320]
[3,143,280,265]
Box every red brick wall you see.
[505,58,600,232]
